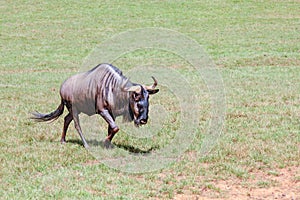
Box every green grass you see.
[1,0,300,199]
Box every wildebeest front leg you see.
[99,109,119,148]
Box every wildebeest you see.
[31,63,159,148]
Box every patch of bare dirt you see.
[174,166,299,200]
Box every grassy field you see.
[1,0,299,199]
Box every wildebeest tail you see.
[31,100,65,122]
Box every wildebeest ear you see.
[147,89,159,95]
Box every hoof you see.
[83,143,90,149]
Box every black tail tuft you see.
[31,100,65,122]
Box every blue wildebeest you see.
[31,63,159,148]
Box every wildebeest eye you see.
[133,92,142,102]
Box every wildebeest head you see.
[125,77,159,126]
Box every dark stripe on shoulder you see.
[106,64,123,76]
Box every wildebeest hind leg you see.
[72,109,89,148]
[61,113,73,144]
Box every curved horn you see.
[151,76,157,89]
[145,76,157,90]
[121,78,130,89]
[124,85,141,93]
